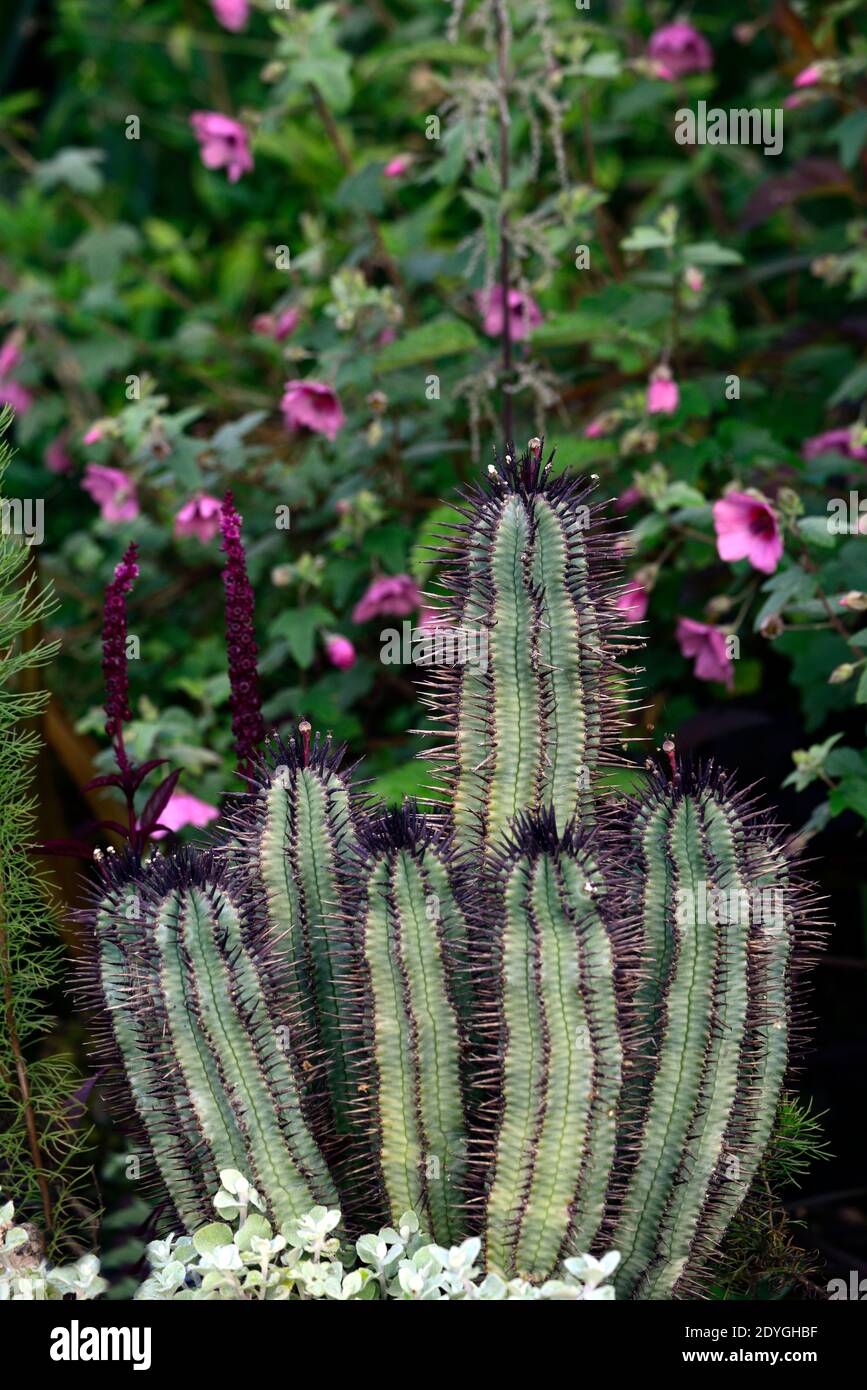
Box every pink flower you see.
[252,306,300,341]
[150,791,220,840]
[325,634,357,670]
[44,432,71,474]
[384,155,412,178]
[794,64,822,88]
[476,286,543,342]
[190,111,253,183]
[802,427,867,461]
[615,485,642,513]
[677,617,734,690]
[684,266,704,293]
[646,365,679,415]
[617,582,648,622]
[648,23,713,80]
[175,493,222,542]
[281,380,345,442]
[0,380,33,416]
[584,414,612,439]
[82,464,139,523]
[377,326,397,347]
[211,0,248,31]
[83,423,105,445]
[0,334,23,378]
[353,574,421,623]
[712,491,783,575]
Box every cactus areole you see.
[81,445,825,1298]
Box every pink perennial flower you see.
[677,617,734,690]
[712,491,783,575]
[794,63,823,88]
[175,493,222,542]
[0,333,32,416]
[211,0,248,31]
[83,423,106,445]
[150,791,220,840]
[476,286,543,342]
[617,582,649,622]
[44,432,71,474]
[190,112,253,183]
[281,380,345,441]
[648,23,713,80]
[82,464,139,523]
[353,574,421,623]
[384,155,412,178]
[252,306,300,341]
[646,365,679,415]
[325,634,357,670]
[802,426,867,461]
[684,266,705,293]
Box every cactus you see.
[421,451,643,856]
[83,444,824,1297]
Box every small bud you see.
[527,436,542,460]
[367,390,388,414]
[829,662,856,685]
[840,591,867,611]
[706,594,735,620]
[759,613,785,640]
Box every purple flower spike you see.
[102,543,139,768]
[220,492,266,769]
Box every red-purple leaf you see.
[37,839,97,860]
[82,773,126,792]
[131,758,169,791]
[138,768,181,835]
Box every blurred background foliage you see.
[1,0,866,1290]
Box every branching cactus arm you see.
[475,813,631,1282]
[421,448,643,856]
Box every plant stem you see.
[493,0,514,448]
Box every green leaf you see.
[856,666,867,705]
[33,147,105,194]
[375,316,479,372]
[680,242,744,267]
[192,1222,234,1256]
[70,224,143,280]
[829,109,867,169]
[828,777,867,821]
[620,225,674,252]
[268,605,334,669]
[753,567,817,630]
[797,516,836,549]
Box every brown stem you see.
[0,868,53,1232]
[307,85,414,320]
[494,0,513,448]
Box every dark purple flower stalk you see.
[220,491,266,770]
[102,542,139,775]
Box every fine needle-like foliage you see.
[81,444,827,1298]
[0,418,90,1253]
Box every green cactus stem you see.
[421,446,643,856]
[475,812,631,1281]
[350,809,468,1246]
[83,850,338,1231]
[610,763,823,1300]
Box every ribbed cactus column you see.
[85,851,338,1231]
[477,814,628,1281]
[611,765,816,1300]
[223,728,358,1139]
[423,446,641,856]
[352,810,468,1246]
